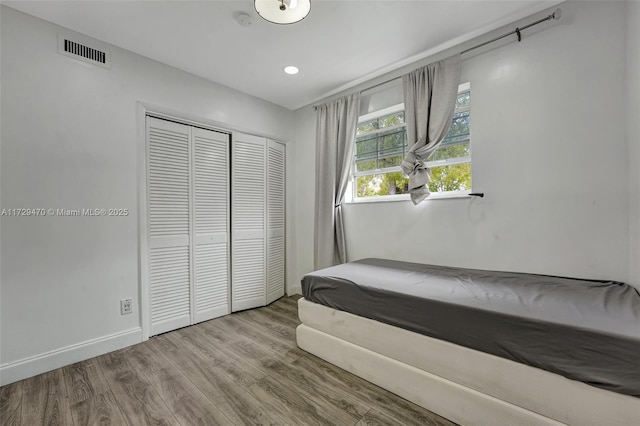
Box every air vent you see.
[58,35,111,68]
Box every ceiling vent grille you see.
[58,35,111,68]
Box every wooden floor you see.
[0,296,455,426]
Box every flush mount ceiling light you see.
[255,0,311,25]
[284,66,299,75]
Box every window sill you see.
[346,191,472,204]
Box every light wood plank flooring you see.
[0,296,455,426]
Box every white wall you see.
[293,1,636,288]
[0,6,293,379]
[628,1,640,289]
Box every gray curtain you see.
[314,93,361,270]
[401,54,462,205]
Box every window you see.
[353,83,471,200]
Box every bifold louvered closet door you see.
[231,133,285,311]
[146,117,230,336]
[267,140,286,304]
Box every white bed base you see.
[296,298,640,426]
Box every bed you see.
[296,258,640,425]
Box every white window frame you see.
[348,82,470,203]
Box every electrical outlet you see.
[120,298,133,315]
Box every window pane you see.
[356,127,407,172]
[428,141,470,163]
[378,111,405,128]
[379,155,404,169]
[356,159,377,172]
[355,133,377,158]
[444,110,470,141]
[356,131,378,171]
[357,119,377,135]
[356,171,410,197]
[427,162,472,193]
[378,127,405,151]
[378,127,406,168]
[456,91,470,110]
[358,111,405,136]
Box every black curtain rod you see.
[313,8,562,111]
[461,8,562,55]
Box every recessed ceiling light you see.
[284,66,299,75]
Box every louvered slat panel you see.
[267,236,285,295]
[266,140,286,304]
[193,127,230,323]
[268,143,285,231]
[233,240,265,300]
[147,117,191,336]
[149,246,190,332]
[194,132,228,234]
[148,121,190,238]
[232,134,266,312]
[195,243,228,311]
[233,140,265,231]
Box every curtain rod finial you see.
[552,8,562,20]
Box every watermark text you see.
[1,208,129,217]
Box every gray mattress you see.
[301,258,640,397]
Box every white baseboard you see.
[0,327,142,386]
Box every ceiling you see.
[3,0,554,110]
